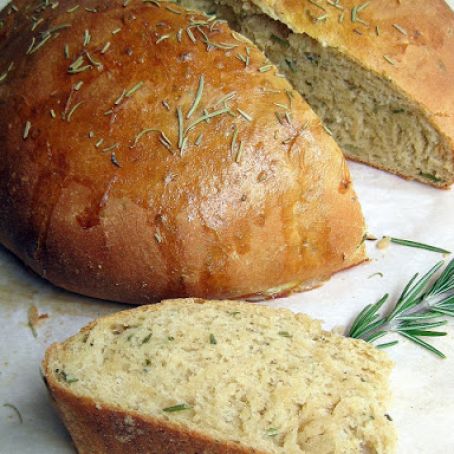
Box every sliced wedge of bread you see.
[43,299,396,453]
[180,0,454,187]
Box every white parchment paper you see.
[1,2,454,452]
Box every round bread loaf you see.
[0,0,366,303]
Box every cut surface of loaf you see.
[43,299,396,454]
[0,0,366,304]
[180,0,454,187]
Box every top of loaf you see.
[249,0,454,146]
[0,0,365,302]
[43,298,396,453]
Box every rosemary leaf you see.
[399,332,446,359]
[163,403,192,412]
[177,107,184,149]
[185,108,229,133]
[83,29,91,47]
[389,237,451,254]
[3,404,23,423]
[237,108,252,122]
[131,128,160,147]
[67,102,83,122]
[376,340,399,349]
[141,333,152,344]
[23,121,32,139]
[419,172,444,183]
[187,75,204,119]
[195,133,203,146]
[125,81,144,97]
[101,41,111,54]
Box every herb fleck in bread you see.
[0,1,366,304]
[180,0,454,187]
[43,299,396,453]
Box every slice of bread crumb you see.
[43,298,396,454]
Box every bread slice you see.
[180,0,454,188]
[0,1,366,304]
[43,299,396,453]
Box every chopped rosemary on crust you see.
[26,24,72,55]
[258,64,273,73]
[177,107,184,149]
[85,52,102,67]
[383,55,397,65]
[111,152,121,167]
[231,126,239,156]
[68,55,92,74]
[308,0,326,12]
[234,141,244,163]
[101,41,111,54]
[103,143,119,153]
[351,2,370,24]
[23,121,31,139]
[131,128,161,148]
[156,34,170,44]
[67,5,80,13]
[237,108,252,122]
[195,133,203,146]
[125,81,144,97]
[392,23,407,35]
[83,30,91,47]
[66,101,83,122]
[186,75,204,119]
[185,108,229,134]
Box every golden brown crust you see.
[247,0,454,186]
[0,1,365,303]
[43,377,265,454]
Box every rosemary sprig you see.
[389,237,451,254]
[348,259,454,358]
